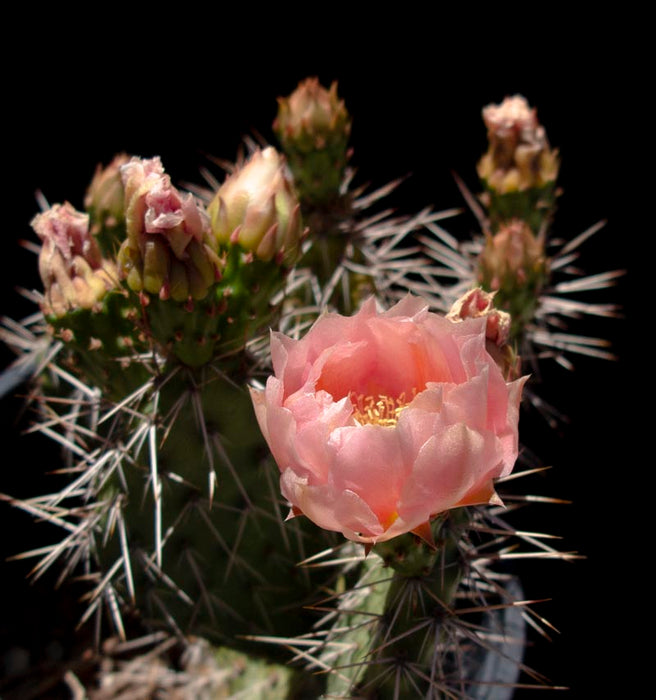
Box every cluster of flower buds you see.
[208,147,303,265]
[34,203,118,318]
[477,95,559,195]
[274,78,352,205]
[117,157,223,303]
[30,145,306,368]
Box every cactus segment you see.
[482,182,558,236]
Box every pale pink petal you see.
[280,469,383,540]
[441,371,490,432]
[270,330,298,383]
[249,386,271,444]
[288,393,353,481]
[398,423,499,521]
[382,293,429,319]
[328,424,408,526]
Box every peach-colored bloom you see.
[250,296,526,544]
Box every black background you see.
[0,14,644,698]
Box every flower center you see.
[349,390,415,427]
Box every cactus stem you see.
[150,591,186,640]
[185,381,217,500]
[224,510,251,584]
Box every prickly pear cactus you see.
[1,79,620,699]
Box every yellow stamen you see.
[349,390,415,427]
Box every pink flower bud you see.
[446,287,511,347]
[32,203,117,317]
[478,220,547,293]
[117,157,221,302]
[446,288,520,380]
[250,295,526,544]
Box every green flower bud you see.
[273,78,351,204]
[274,77,351,152]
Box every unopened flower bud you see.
[208,147,302,265]
[273,78,351,204]
[478,220,549,342]
[33,202,118,317]
[446,287,519,379]
[85,154,129,228]
[446,287,510,346]
[117,157,221,302]
[477,95,559,194]
[274,77,351,153]
[479,220,546,290]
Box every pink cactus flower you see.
[250,295,526,544]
